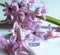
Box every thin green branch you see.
[36,15,60,26]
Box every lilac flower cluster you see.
[0,22,36,55]
[3,0,46,24]
[0,0,55,55]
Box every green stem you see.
[0,3,5,7]
[36,15,60,26]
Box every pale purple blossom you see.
[0,23,34,55]
[2,0,46,25]
[28,19,42,31]
[24,20,45,46]
[3,2,13,16]
[34,7,41,16]
[44,24,54,40]
[5,27,32,55]
[40,1,46,20]
[3,1,19,24]
[14,15,33,29]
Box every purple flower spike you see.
[2,0,47,26]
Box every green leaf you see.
[0,3,5,7]
[36,15,60,26]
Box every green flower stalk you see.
[36,15,60,26]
